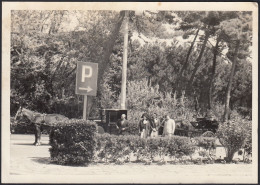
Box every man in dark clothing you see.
[116,114,129,135]
[150,113,160,137]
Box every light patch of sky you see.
[131,28,196,48]
[60,13,80,32]
[131,31,174,47]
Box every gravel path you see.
[6,134,256,183]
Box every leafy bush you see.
[170,136,196,158]
[216,117,251,162]
[48,97,83,119]
[95,134,139,163]
[94,134,196,163]
[125,79,197,135]
[193,137,216,151]
[49,119,97,165]
[193,137,217,160]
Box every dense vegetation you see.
[49,119,97,165]
[11,11,252,157]
[11,10,252,122]
[49,120,249,166]
[49,120,219,166]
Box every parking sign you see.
[76,62,98,96]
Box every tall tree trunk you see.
[186,31,210,92]
[87,12,125,116]
[226,149,236,163]
[223,40,240,122]
[176,28,200,95]
[208,36,220,110]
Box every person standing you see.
[150,113,160,138]
[162,115,175,137]
[139,113,150,138]
[117,114,129,135]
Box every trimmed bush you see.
[193,137,216,150]
[216,118,250,163]
[48,119,218,166]
[49,119,97,165]
[192,137,217,161]
[94,134,196,163]
[169,136,196,158]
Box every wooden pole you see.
[120,11,129,110]
[83,95,88,120]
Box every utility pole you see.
[120,11,129,110]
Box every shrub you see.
[94,134,196,163]
[126,119,139,135]
[146,138,160,161]
[193,137,216,151]
[95,134,138,163]
[243,123,252,156]
[193,137,217,160]
[171,136,196,158]
[216,117,250,162]
[125,79,197,135]
[49,119,97,165]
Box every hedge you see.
[94,134,196,163]
[49,119,97,165]
[192,137,217,150]
[49,123,219,166]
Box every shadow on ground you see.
[14,143,50,146]
[31,157,52,165]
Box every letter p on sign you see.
[76,61,98,96]
[82,66,92,82]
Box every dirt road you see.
[5,134,256,183]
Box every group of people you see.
[116,113,176,138]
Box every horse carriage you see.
[13,107,69,145]
[175,117,219,137]
[89,109,127,135]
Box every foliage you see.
[10,11,253,166]
[94,134,196,163]
[98,77,118,109]
[10,10,252,123]
[10,10,123,117]
[125,79,197,134]
[193,137,217,151]
[193,136,217,160]
[244,129,252,155]
[49,119,97,165]
[220,12,252,121]
[216,117,251,162]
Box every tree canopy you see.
[11,10,252,121]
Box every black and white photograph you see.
[2,2,258,183]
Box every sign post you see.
[76,62,98,120]
[83,95,87,120]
